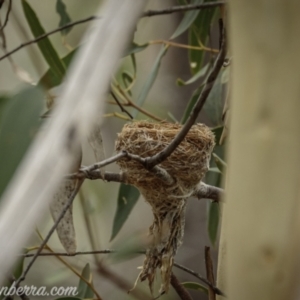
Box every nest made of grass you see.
[115,121,215,200]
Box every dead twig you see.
[142,24,227,170]
[0,0,11,33]
[14,178,84,287]
[193,182,224,202]
[171,273,193,300]
[173,262,224,296]
[205,246,216,300]
[110,91,133,119]
[143,1,226,17]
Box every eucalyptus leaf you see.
[77,263,94,299]
[177,63,209,86]
[182,281,208,294]
[134,45,168,115]
[56,0,72,36]
[0,86,44,198]
[207,201,219,246]
[38,49,76,89]
[188,0,217,74]
[171,0,203,39]
[110,184,140,241]
[22,0,66,83]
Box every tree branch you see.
[143,1,226,17]
[110,91,133,119]
[0,0,11,32]
[14,178,84,287]
[0,15,100,62]
[143,25,227,170]
[193,182,224,202]
[171,273,193,300]
[205,246,216,300]
[173,262,224,296]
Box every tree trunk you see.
[217,1,300,299]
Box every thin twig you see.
[14,178,84,287]
[173,262,224,296]
[143,24,227,170]
[22,249,119,257]
[143,1,226,17]
[0,15,99,61]
[149,39,218,53]
[110,91,133,119]
[205,246,216,300]
[0,0,11,32]
[193,182,224,202]
[113,84,164,122]
[171,273,193,300]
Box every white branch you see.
[0,0,146,284]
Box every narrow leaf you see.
[177,63,209,86]
[180,86,202,124]
[135,45,168,113]
[38,48,76,89]
[182,282,208,294]
[77,263,94,299]
[212,152,227,173]
[211,126,223,145]
[122,71,133,95]
[0,86,44,198]
[171,0,204,39]
[188,0,217,74]
[125,42,148,56]
[207,201,219,246]
[55,298,81,300]
[203,70,223,126]
[56,0,72,36]
[110,184,140,241]
[22,0,66,83]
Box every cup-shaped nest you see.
[115,121,215,294]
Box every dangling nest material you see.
[115,121,215,294]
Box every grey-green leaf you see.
[77,263,94,299]
[56,0,72,36]
[171,0,203,39]
[180,85,202,124]
[134,45,168,114]
[182,282,208,294]
[177,63,209,86]
[207,201,219,246]
[0,86,44,198]
[110,184,140,241]
[38,48,76,89]
[22,0,66,84]
[188,0,217,74]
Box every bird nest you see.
[115,121,215,294]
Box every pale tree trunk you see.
[217,1,300,300]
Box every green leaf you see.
[110,184,140,241]
[122,71,133,96]
[56,0,72,36]
[171,0,204,39]
[207,201,219,246]
[77,263,94,299]
[212,126,223,145]
[22,0,66,83]
[203,70,223,126]
[134,45,168,115]
[13,248,28,279]
[212,153,227,173]
[38,48,77,89]
[182,282,208,294]
[125,42,148,56]
[177,63,209,86]
[180,85,202,124]
[188,0,218,74]
[0,86,44,198]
